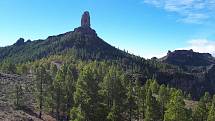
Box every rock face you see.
[81,11,91,27]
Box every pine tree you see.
[126,79,136,121]
[144,89,162,121]
[150,80,159,94]
[53,67,66,120]
[134,79,145,120]
[192,98,207,121]
[204,92,212,103]
[204,92,212,111]
[158,84,169,120]
[65,64,78,121]
[35,65,51,119]
[164,90,190,121]
[144,79,151,92]
[107,100,120,121]
[207,95,215,121]
[50,63,58,78]
[45,64,57,115]
[73,64,100,121]
[70,106,85,121]
[14,84,24,109]
[99,66,126,121]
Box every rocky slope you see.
[158,50,215,99]
[0,73,55,121]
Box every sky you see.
[0,0,215,58]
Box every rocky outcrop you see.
[14,38,25,46]
[161,50,215,66]
[81,11,91,27]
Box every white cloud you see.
[143,0,215,24]
[179,13,208,24]
[178,39,215,56]
[141,39,215,59]
[143,39,215,59]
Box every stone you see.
[81,11,91,27]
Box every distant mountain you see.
[158,50,215,98]
[160,49,215,67]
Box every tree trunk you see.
[39,77,43,119]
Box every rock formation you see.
[81,11,91,27]
[161,50,215,66]
[74,11,96,36]
[14,38,25,46]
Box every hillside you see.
[0,11,215,121]
[0,72,56,121]
[0,22,151,80]
[158,50,215,98]
[0,11,215,100]
[0,26,122,63]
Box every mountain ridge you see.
[160,49,215,67]
[0,26,126,63]
[1,11,215,100]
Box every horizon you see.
[0,0,215,58]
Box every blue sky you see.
[0,0,215,58]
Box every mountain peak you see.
[14,38,25,46]
[74,11,96,36]
[81,11,91,27]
